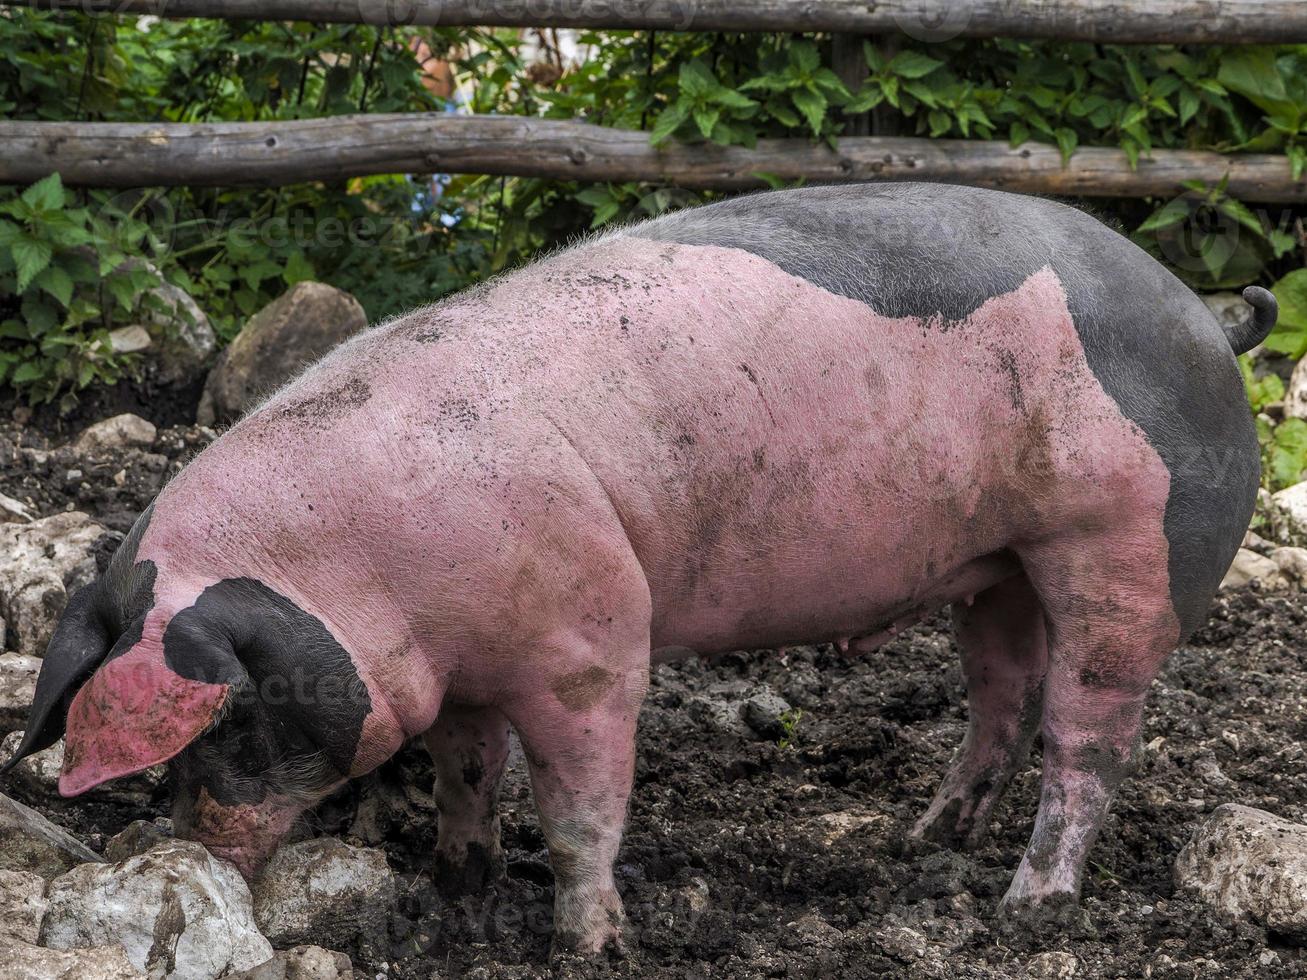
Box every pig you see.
[2,183,1277,954]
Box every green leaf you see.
[33,264,74,307]
[1270,418,1307,488]
[20,173,66,213]
[790,87,827,136]
[712,87,757,111]
[1264,269,1307,358]
[1178,89,1200,125]
[12,236,53,293]
[282,250,314,286]
[678,60,716,100]
[790,42,820,76]
[1054,128,1078,164]
[889,51,944,80]
[11,361,46,384]
[692,104,720,140]
[649,103,688,145]
[1136,198,1191,234]
[1218,48,1290,114]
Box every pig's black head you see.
[2,505,370,812]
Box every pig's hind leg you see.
[422,704,512,896]
[999,525,1180,917]
[912,573,1048,848]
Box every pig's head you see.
[0,507,372,879]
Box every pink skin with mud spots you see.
[12,185,1267,954]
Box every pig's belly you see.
[647,549,1020,659]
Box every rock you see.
[1,730,62,797]
[112,258,216,387]
[1287,356,1307,421]
[0,791,103,879]
[0,938,144,980]
[71,414,157,456]
[108,324,153,355]
[147,273,217,387]
[1027,951,1079,978]
[810,809,884,846]
[1242,529,1275,556]
[1271,481,1307,546]
[685,694,746,735]
[198,282,368,425]
[874,923,932,962]
[740,686,793,740]
[252,838,395,969]
[1202,292,1250,336]
[226,947,354,980]
[104,818,174,863]
[674,876,711,915]
[0,512,103,656]
[0,869,47,943]
[1272,546,1307,588]
[0,491,33,524]
[41,840,272,979]
[1175,803,1307,939]
[787,912,843,948]
[0,652,39,734]
[1220,548,1288,591]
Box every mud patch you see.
[267,377,371,429]
[551,665,616,712]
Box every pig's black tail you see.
[1224,286,1278,355]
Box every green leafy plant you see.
[1133,177,1299,289]
[0,174,166,406]
[777,708,804,750]
[1262,268,1307,359]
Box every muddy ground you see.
[3,396,1305,978]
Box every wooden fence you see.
[2,0,1305,198]
[7,0,1307,44]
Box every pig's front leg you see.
[422,704,512,896]
[506,658,649,957]
[912,573,1047,848]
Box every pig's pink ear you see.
[59,642,231,797]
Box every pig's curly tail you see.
[1224,286,1278,355]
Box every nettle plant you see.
[0,174,167,406]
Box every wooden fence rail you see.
[5,0,1307,44]
[3,115,1305,201]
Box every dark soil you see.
[5,404,1306,979]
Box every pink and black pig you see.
[3,184,1277,953]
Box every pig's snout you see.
[172,787,303,881]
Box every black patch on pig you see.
[164,577,371,806]
[3,505,157,772]
[637,183,1258,638]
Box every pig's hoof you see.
[995,888,1088,940]
[909,803,982,851]
[432,842,506,898]
[550,906,631,961]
